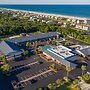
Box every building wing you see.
[43,49,77,68]
[7,32,59,43]
[0,41,22,56]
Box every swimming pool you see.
[43,46,52,51]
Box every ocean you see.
[0,5,90,18]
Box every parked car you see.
[29,79,37,84]
[37,61,43,65]
[87,72,90,75]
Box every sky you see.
[0,0,90,4]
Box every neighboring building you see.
[75,24,90,31]
[82,26,90,31]
[76,46,90,57]
[76,20,84,24]
[0,41,23,61]
[43,45,77,69]
[84,20,90,24]
[7,32,61,44]
[72,19,77,22]
[0,32,61,61]
[75,24,83,30]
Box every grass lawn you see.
[56,82,81,90]
[0,37,9,40]
[69,86,81,90]
[56,82,70,90]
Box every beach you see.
[0,7,90,20]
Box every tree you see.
[38,88,43,90]
[73,79,79,86]
[56,79,62,86]
[83,74,90,81]
[65,66,71,78]
[81,65,87,76]
[34,50,38,54]
[1,64,10,73]
[51,63,55,69]
[23,50,29,56]
[0,55,7,64]
[48,83,54,90]
[26,42,30,47]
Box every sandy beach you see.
[1,8,90,20]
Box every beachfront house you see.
[75,24,90,31]
[75,24,83,29]
[76,19,84,24]
[82,26,90,31]
[84,20,90,24]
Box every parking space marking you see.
[17,69,52,85]
[20,77,26,87]
[43,74,48,78]
[23,76,28,85]
[36,77,40,80]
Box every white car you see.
[87,72,90,75]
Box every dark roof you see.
[43,50,77,68]
[0,41,22,56]
[7,32,59,43]
[80,47,90,56]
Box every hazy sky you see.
[0,0,90,4]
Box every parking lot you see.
[1,54,90,90]
[8,55,66,90]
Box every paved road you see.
[67,37,90,46]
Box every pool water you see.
[43,46,52,51]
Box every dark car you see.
[36,87,50,90]
[37,61,43,65]
[29,79,37,84]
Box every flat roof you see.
[43,48,77,68]
[48,46,74,59]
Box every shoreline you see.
[0,7,90,20]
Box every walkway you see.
[12,61,37,72]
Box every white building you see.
[84,20,90,24]
[82,26,90,31]
[43,45,78,69]
[75,25,83,30]
[76,20,84,24]
[75,24,90,31]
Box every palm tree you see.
[51,63,55,69]
[48,83,54,90]
[26,42,30,47]
[1,64,10,73]
[65,66,71,78]
[81,65,87,76]
[23,50,29,56]
[38,87,43,90]
[56,79,62,87]
[73,79,79,86]
[2,55,7,64]
[83,74,90,81]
